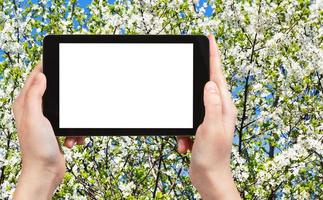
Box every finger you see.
[176,136,193,154]
[18,62,43,103]
[203,81,223,128]
[64,137,77,149]
[13,63,43,121]
[76,137,85,145]
[24,72,46,119]
[208,35,233,104]
[208,35,237,130]
[208,35,227,90]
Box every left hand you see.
[12,62,83,199]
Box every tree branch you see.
[152,138,164,198]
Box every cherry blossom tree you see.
[0,0,322,199]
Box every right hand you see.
[177,35,240,200]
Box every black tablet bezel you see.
[43,35,209,136]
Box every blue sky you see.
[78,0,213,16]
[0,51,3,62]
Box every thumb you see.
[203,81,223,129]
[25,72,46,118]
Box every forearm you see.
[14,168,59,200]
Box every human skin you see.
[13,35,240,199]
[177,35,241,199]
[12,64,83,199]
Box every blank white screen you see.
[59,43,193,128]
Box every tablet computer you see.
[43,35,209,136]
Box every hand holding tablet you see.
[13,35,240,199]
[43,35,209,136]
[177,35,240,199]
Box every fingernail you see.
[69,139,76,147]
[178,140,183,151]
[207,82,217,93]
[32,73,41,85]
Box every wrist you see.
[14,166,64,200]
[191,168,240,200]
